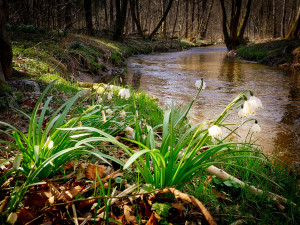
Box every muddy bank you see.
[8,28,202,84]
[237,39,300,70]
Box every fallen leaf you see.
[124,205,138,224]
[78,199,98,211]
[171,202,183,213]
[115,136,122,141]
[139,202,152,218]
[146,212,158,225]
[64,162,74,170]
[24,193,47,209]
[64,186,83,201]
[16,208,37,225]
[86,164,106,180]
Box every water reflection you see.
[125,46,300,164]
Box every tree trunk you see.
[171,0,180,38]
[237,0,252,40]
[272,0,277,38]
[84,0,94,36]
[200,0,214,39]
[281,0,287,38]
[148,0,174,40]
[113,0,128,41]
[64,0,73,30]
[185,0,189,38]
[129,0,144,37]
[286,7,300,39]
[0,0,12,82]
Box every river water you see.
[123,45,300,164]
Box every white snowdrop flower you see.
[195,80,206,90]
[7,212,18,224]
[48,140,54,150]
[125,127,134,136]
[107,93,112,101]
[102,110,107,122]
[242,100,256,116]
[0,164,6,170]
[238,109,246,118]
[118,88,130,99]
[250,123,261,134]
[106,108,113,115]
[249,96,263,110]
[208,125,223,139]
[120,110,126,119]
[98,97,103,103]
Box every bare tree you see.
[286,6,300,39]
[0,0,12,82]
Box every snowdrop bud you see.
[250,123,261,134]
[106,108,113,115]
[48,140,54,150]
[107,93,112,101]
[102,110,107,122]
[118,88,130,99]
[120,110,126,119]
[98,97,103,103]
[249,96,263,110]
[125,127,134,136]
[195,79,206,90]
[208,125,223,139]
[238,109,245,118]
[242,100,256,116]
[7,212,17,224]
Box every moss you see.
[0,81,12,93]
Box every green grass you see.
[237,39,300,65]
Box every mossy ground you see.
[237,39,300,67]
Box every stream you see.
[123,45,300,165]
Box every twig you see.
[72,204,79,225]
[96,184,138,215]
[0,196,10,213]
[205,165,297,207]
[212,213,261,221]
[79,214,93,225]
[160,188,216,225]
[25,214,43,225]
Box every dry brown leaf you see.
[115,136,122,141]
[171,203,183,213]
[86,164,106,180]
[161,188,216,225]
[64,186,83,201]
[78,199,98,211]
[64,162,74,170]
[16,208,36,225]
[124,205,138,225]
[24,193,47,209]
[139,201,152,218]
[146,212,158,225]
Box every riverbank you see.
[7,25,203,86]
[237,39,300,69]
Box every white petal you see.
[249,96,263,109]
[195,80,206,90]
[106,109,113,115]
[125,127,133,136]
[208,125,223,138]
[242,100,256,116]
[107,93,112,101]
[118,88,130,99]
[120,110,126,119]
[7,212,18,224]
[250,124,261,133]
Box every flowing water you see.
[123,45,300,165]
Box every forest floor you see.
[0,27,299,225]
[237,38,300,70]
